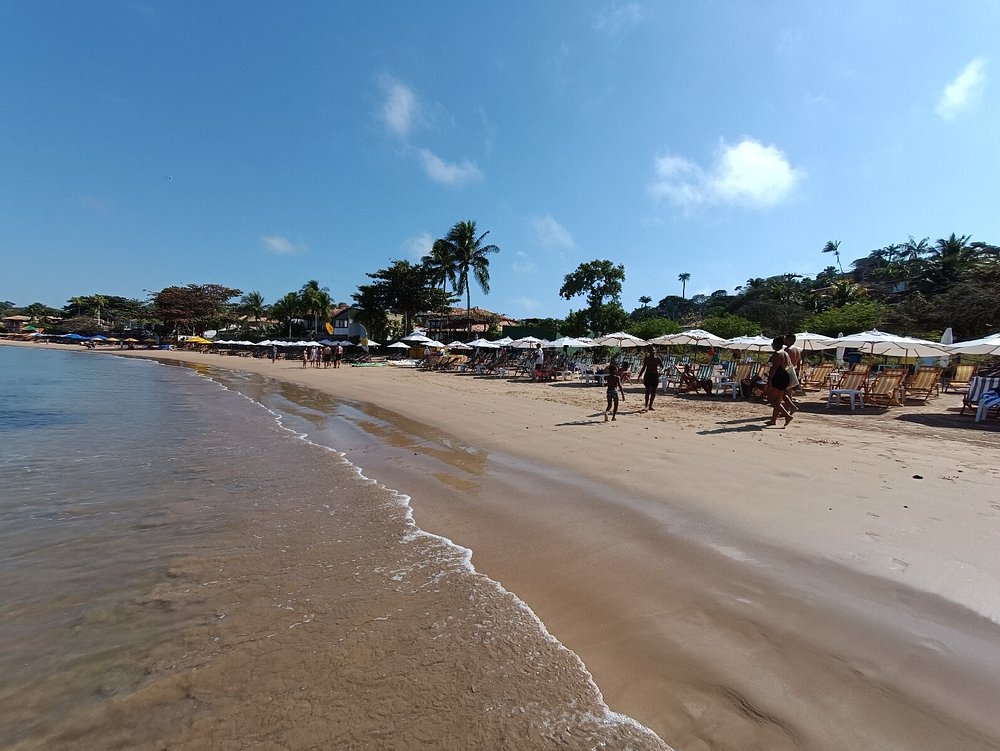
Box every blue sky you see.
[2,2,998,319]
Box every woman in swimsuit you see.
[637,345,663,411]
[765,336,794,427]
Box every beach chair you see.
[960,376,1000,415]
[827,371,867,410]
[975,389,1000,422]
[904,367,941,402]
[865,372,905,407]
[945,364,977,393]
[800,362,834,389]
[716,362,753,400]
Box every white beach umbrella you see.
[722,335,773,351]
[493,336,514,345]
[835,332,845,366]
[939,327,953,367]
[510,336,545,349]
[591,331,650,347]
[401,330,432,343]
[547,336,591,348]
[446,340,473,350]
[424,339,447,348]
[366,340,381,347]
[793,331,840,351]
[650,328,726,347]
[832,329,951,358]
[387,341,410,349]
[944,332,1000,356]
[468,338,500,348]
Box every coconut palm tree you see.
[436,221,500,335]
[422,239,459,292]
[239,291,267,326]
[678,272,691,299]
[298,280,331,335]
[91,294,109,328]
[822,240,843,274]
[270,292,302,339]
[639,295,652,308]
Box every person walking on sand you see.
[604,363,625,422]
[637,345,663,411]
[765,336,795,427]
[783,333,804,401]
[270,344,277,363]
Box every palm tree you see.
[270,292,302,339]
[298,280,331,335]
[422,239,459,292]
[67,296,89,317]
[678,272,691,299]
[639,295,652,308]
[436,221,500,335]
[822,240,843,274]
[239,291,267,326]
[89,294,110,329]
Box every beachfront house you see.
[2,315,32,333]
[423,306,518,342]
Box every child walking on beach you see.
[604,363,625,422]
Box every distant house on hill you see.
[423,307,518,341]
[2,315,32,333]
[331,304,402,341]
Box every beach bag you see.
[786,365,799,389]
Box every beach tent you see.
[831,329,950,359]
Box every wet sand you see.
[8,341,1000,750]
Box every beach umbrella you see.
[945,332,1000,356]
[831,329,951,359]
[835,332,845,366]
[793,332,839,351]
[547,336,591,348]
[467,338,500,348]
[401,330,432,343]
[510,336,545,349]
[722,335,773,351]
[446,340,473,350]
[649,328,726,347]
[366,340,381,347]
[592,331,650,347]
[424,339,447,348]
[939,327,953,367]
[387,341,410,349]
[493,336,514,345]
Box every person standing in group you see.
[301,347,308,368]
[637,345,664,411]
[765,336,795,427]
[334,343,343,368]
[604,362,625,422]
[531,343,546,380]
[270,344,278,363]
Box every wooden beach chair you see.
[800,362,834,389]
[716,362,753,400]
[827,371,868,409]
[865,372,905,407]
[945,364,977,393]
[904,367,941,402]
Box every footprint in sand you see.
[891,557,910,571]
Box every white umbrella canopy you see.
[591,331,651,347]
[547,336,592,348]
[510,336,545,349]
[401,330,432,343]
[468,338,500,348]
[793,331,840,351]
[446,340,473,350]
[945,332,1000,356]
[387,341,410,349]
[424,340,447,348]
[722,335,773,351]
[832,329,951,358]
[650,328,726,347]
[493,336,515,345]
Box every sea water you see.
[0,346,667,750]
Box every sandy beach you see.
[7,340,1000,750]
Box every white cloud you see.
[380,76,418,137]
[403,232,434,260]
[531,215,575,249]
[509,296,540,313]
[418,149,484,187]
[650,138,804,210]
[593,3,642,37]
[512,250,537,276]
[261,235,305,255]
[936,57,987,120]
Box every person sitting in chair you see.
[677,363,713,394]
